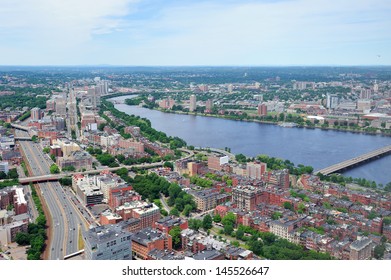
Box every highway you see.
[16,129,88,259]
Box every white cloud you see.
[0,0,139,44]
[118,0,391,65]
[0,0,390,65]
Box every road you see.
[16,129,88,259]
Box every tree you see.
[163,161,174,170]
[169,208,179,217]
[62,165,76,172]
[202,214,213,231]
[183,204,192,217]
[272,211,282,220]
[236,228,245,240]
[235,153,247,163]
[169,226,182,250]
[374,244,385,259]
[15,232,31,246]
[42,147,50,153]
[31,135,38,142]
[224,224,234,235]
[50,164,60,174]
[283,202,294,211]
[188,219,202,231]
[222,212,236,226]
[213,214,221,223]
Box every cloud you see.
[0,0,390,65]
[0,0,139,45]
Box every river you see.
[109,96,391,185]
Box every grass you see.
[78,226,84,250]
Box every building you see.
[246,162,266,180]
[267,169,290,189]
[116,201,160,229]
[208,155,229,171]
[205,99,213,113]
[56,139,81,157]
[31,107,44,120]
[192,249,225,260]
[154,216,188,234]
[0,162,9,174]
[232,185,264,211]
[257,103,267,117]
[191,189,218,212]
[357,99,371,112]
[57,151,93,171]
[189,94,196,112]
[75,177,104,206]
[349,237,373,260]
[131,227,172,260]
[326,94,339,110]
[158,97,175,110]
[0,221,28,245]
[269,216,306,244]
[55,98,67,117]
[83,223,133,260]
[14,188,27,215]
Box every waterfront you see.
[110,96,391,185]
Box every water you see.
[109,96,391,185]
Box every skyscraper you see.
[189,94,196,112]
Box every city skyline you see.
[0,0,390,66]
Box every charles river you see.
[110,96,391,185]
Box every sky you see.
[0,0,390,66]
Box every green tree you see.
[188,219,202,231]
[202,214,213,231]
[236,228,245,240]
[224,224,234,235]
[235,153,247,163]
[182,204,193,217]
[283,202,294,211]
[169,208,180,217]
[222,212,236,226]
[50,164,60,174]
[169,226,182,250]
[213,214,221,223]
[272,211,282,220]
[374,244,385,259]
[15,232,30,246]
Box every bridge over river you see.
[315,145,391,175]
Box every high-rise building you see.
[83,223,133,260]
[257,103,267,117]
[189,94,196,112]
[228,84,233,93]
[232,185,264,211]
[31,107,44,121]
[55,98,67,117]
[373,81,378,93]
[246,162,267,179]
[199,84,209,92]
[205,99,213,113]
[326,94,339,109]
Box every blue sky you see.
[0,0,390,66]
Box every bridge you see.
[14,137,32,141]
[315,144,391,175]
[18,162,165,184]
[11,123,29,131]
